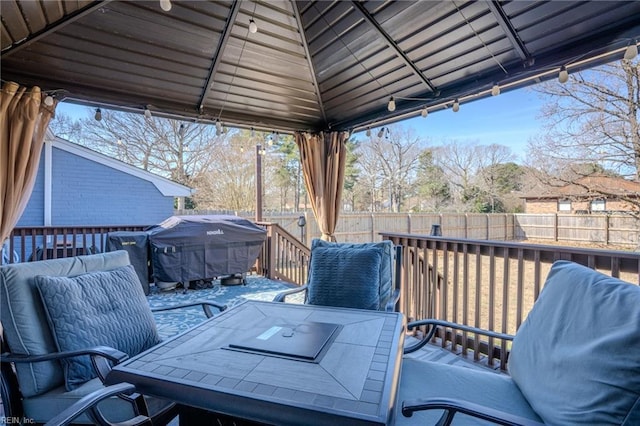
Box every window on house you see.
[558,200,572,212]
[590,199,606,211]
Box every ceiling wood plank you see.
[486,0,531,63]
[291,0,326,125]
[198,0,240,114]
[2,0,111,58]
[351,0,437,94]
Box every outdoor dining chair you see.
[396,260,640,425]
[273,239,402,311]
[0,250,226,425]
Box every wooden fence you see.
[178,210,640,248]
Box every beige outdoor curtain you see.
[295,131,348,242]
[1,81,56,244]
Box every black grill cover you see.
[147,215,267,284]
[106,231,151,295]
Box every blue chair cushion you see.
[22,376,172,424]
[309,239,394,310]
[0,251,132,397]
[509,260,640,425]
[35,265,161,390]
[397,358,542,425]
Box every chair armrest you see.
[385,288,401,312]
[273,284,308,303]
[402,397,544,426]
[1,346,128,365]
[151,301,227,318]
[44,382,152,426]
[404,319,514,354]
[2,346,129,383]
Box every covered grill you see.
[147,215,266,288]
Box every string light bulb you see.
[377,127,385,138]
[387,97,396,112]
[624,42,638,60]
[452,99,460,112]
[215,119,222,133]
[159,0,171,12]
[366,128,371,137]
[421,108,428,118]
[249,19,258,34]
[94,108,102,121]
[273,132,279,143]
[491,84,501,96]
[144,106,152,119]
[250,127,256,138]
[44,95,54,106]
[558,66,569,84]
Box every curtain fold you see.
[295,131,347,242]
[1,81,57,244]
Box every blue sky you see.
[57,86,544,161]
[376,87,545,161]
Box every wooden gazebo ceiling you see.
[2,0,640,133]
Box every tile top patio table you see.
[106,300,406,425]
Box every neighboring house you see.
[6,133,192,262]
[522,176,640,214]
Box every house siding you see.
[525,198,637,214]
[524,200,557,214]
[17,146,175,227]
[16,157,45,226]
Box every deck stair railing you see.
[256,222,310,285]
[381,232,640,370]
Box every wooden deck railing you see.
[381,232,640,369]
[256,222,310,285]
[5,225,148,263]
[5,223,310,287]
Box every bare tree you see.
[526,58,640,211]
[433,140,481,211]
[78,110,222,185]
[413,149,451,211]
[476,144,516,212]
[356,125,425,212]
[192,130,256,211]
[355,136,385,211]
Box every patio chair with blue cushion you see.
[273,239,402,311]
[0,250,226,425]
[396,260,640,425]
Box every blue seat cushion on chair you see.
[309,239,393,310]
[0,251,132,397]
[509,260,640,425]
[22,377,172,424]
[307,241,384,310]
[35,265,161,390]
[397,359,542,425]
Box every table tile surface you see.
[107,301,405,425]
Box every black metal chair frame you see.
[1,301,226,426]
